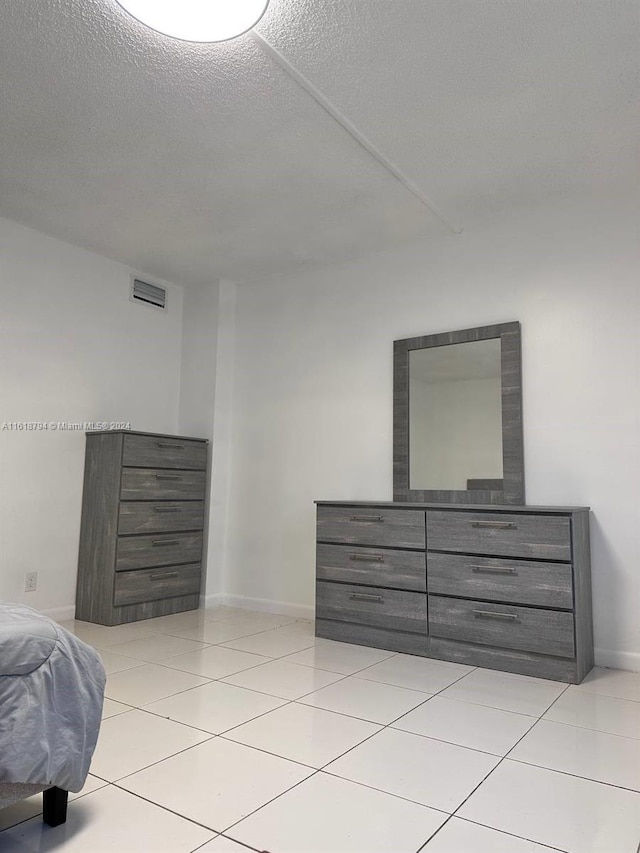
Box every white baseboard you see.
[594,647,640,672]
[40,605,76,623]
[200,592,226,609]
[201,592,314,620]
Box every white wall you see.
[224,198,640,668]
[179,282,219,440]
[410,375,503,491]
[177,278,237,599]
[0,217,184,618]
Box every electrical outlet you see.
[24,571,38,593]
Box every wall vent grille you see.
[131,278,167,310]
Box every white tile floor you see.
[1,606,640,852]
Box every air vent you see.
[131,278,167,310]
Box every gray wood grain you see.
[317,505,425,549]
[393,321,524,505]
[316,621,578,682]
[427,509,571,560]
[317,543,426,591]
[317,501,589,513]
[427,552,573,609]
[108,593,200,626]
[314,501,593,684]
[75,432,124,624]
[316,580,427,633]
[572,510,594,682]
[113,563,201,606]
[427,637,578,683]
[88,429,207,442]
[122,433,207,471]
[467,479,504,490]
[76,431,207,626]
[315,618,428,656]
[120,468,206,501]
[118,501,205,535]
[428,595,575,658]
[115,531,203,572]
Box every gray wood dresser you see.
[316,501,593,683]
[76,430,208,626]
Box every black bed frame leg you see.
[43,787,68,827]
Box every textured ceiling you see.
[0,0,637,286]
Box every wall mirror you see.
[393,321,524,505]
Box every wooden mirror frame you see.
[393,321,525,505]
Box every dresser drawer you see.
[113,563,201,606]
[118,501,205,535]
[122,434,207,471]
[317,544,425,592]
[427,510,571,561]
[116,531,203,572]
[120,468,206,501]
[427,553,573,609]
[317,506,425,549]
[428,595,575,658]
[316,580,427,633]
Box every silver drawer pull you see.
[471,565,517,575]
[152,539,180,547]
[150,571,179,580]
[472,609,519,622]
[350,515,384,522]
[155,474,181,481]
[157,442,185,449]
[470,521,516,530]
[153,505,181,513]
[349,553,385,563]
[349,593,384,602]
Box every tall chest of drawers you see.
[316,501,593,683]
[76,430,208,626]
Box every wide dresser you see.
[76,430,208,625]
[316,501,593,683]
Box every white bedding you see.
[0,604,105,792]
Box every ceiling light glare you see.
[115,0,270,43]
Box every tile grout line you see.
[478,681,640,795]
[217,658,486,844]
[190,833,260,853]
[70,614,637,852]
[411,684,575,852]
[108,650,480,832]
[108,782,226,838]
[425,682,574,853]
[419,813,570,853]
[196,659,478,843]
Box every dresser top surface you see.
[316,500,589,514]
[86,430,208,443]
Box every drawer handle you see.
[349,553,385,563]
[472,609,519,622]
[471,565,517,575]
[349,593,384,602]
[150,571,179,580]
[470,521,517,530]
[157,442,185,449]
[155,474,181,481]
[153,505,181,513]
[152,539,180,547]
[349,515,384,523]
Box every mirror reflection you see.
[409,338,503,491]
